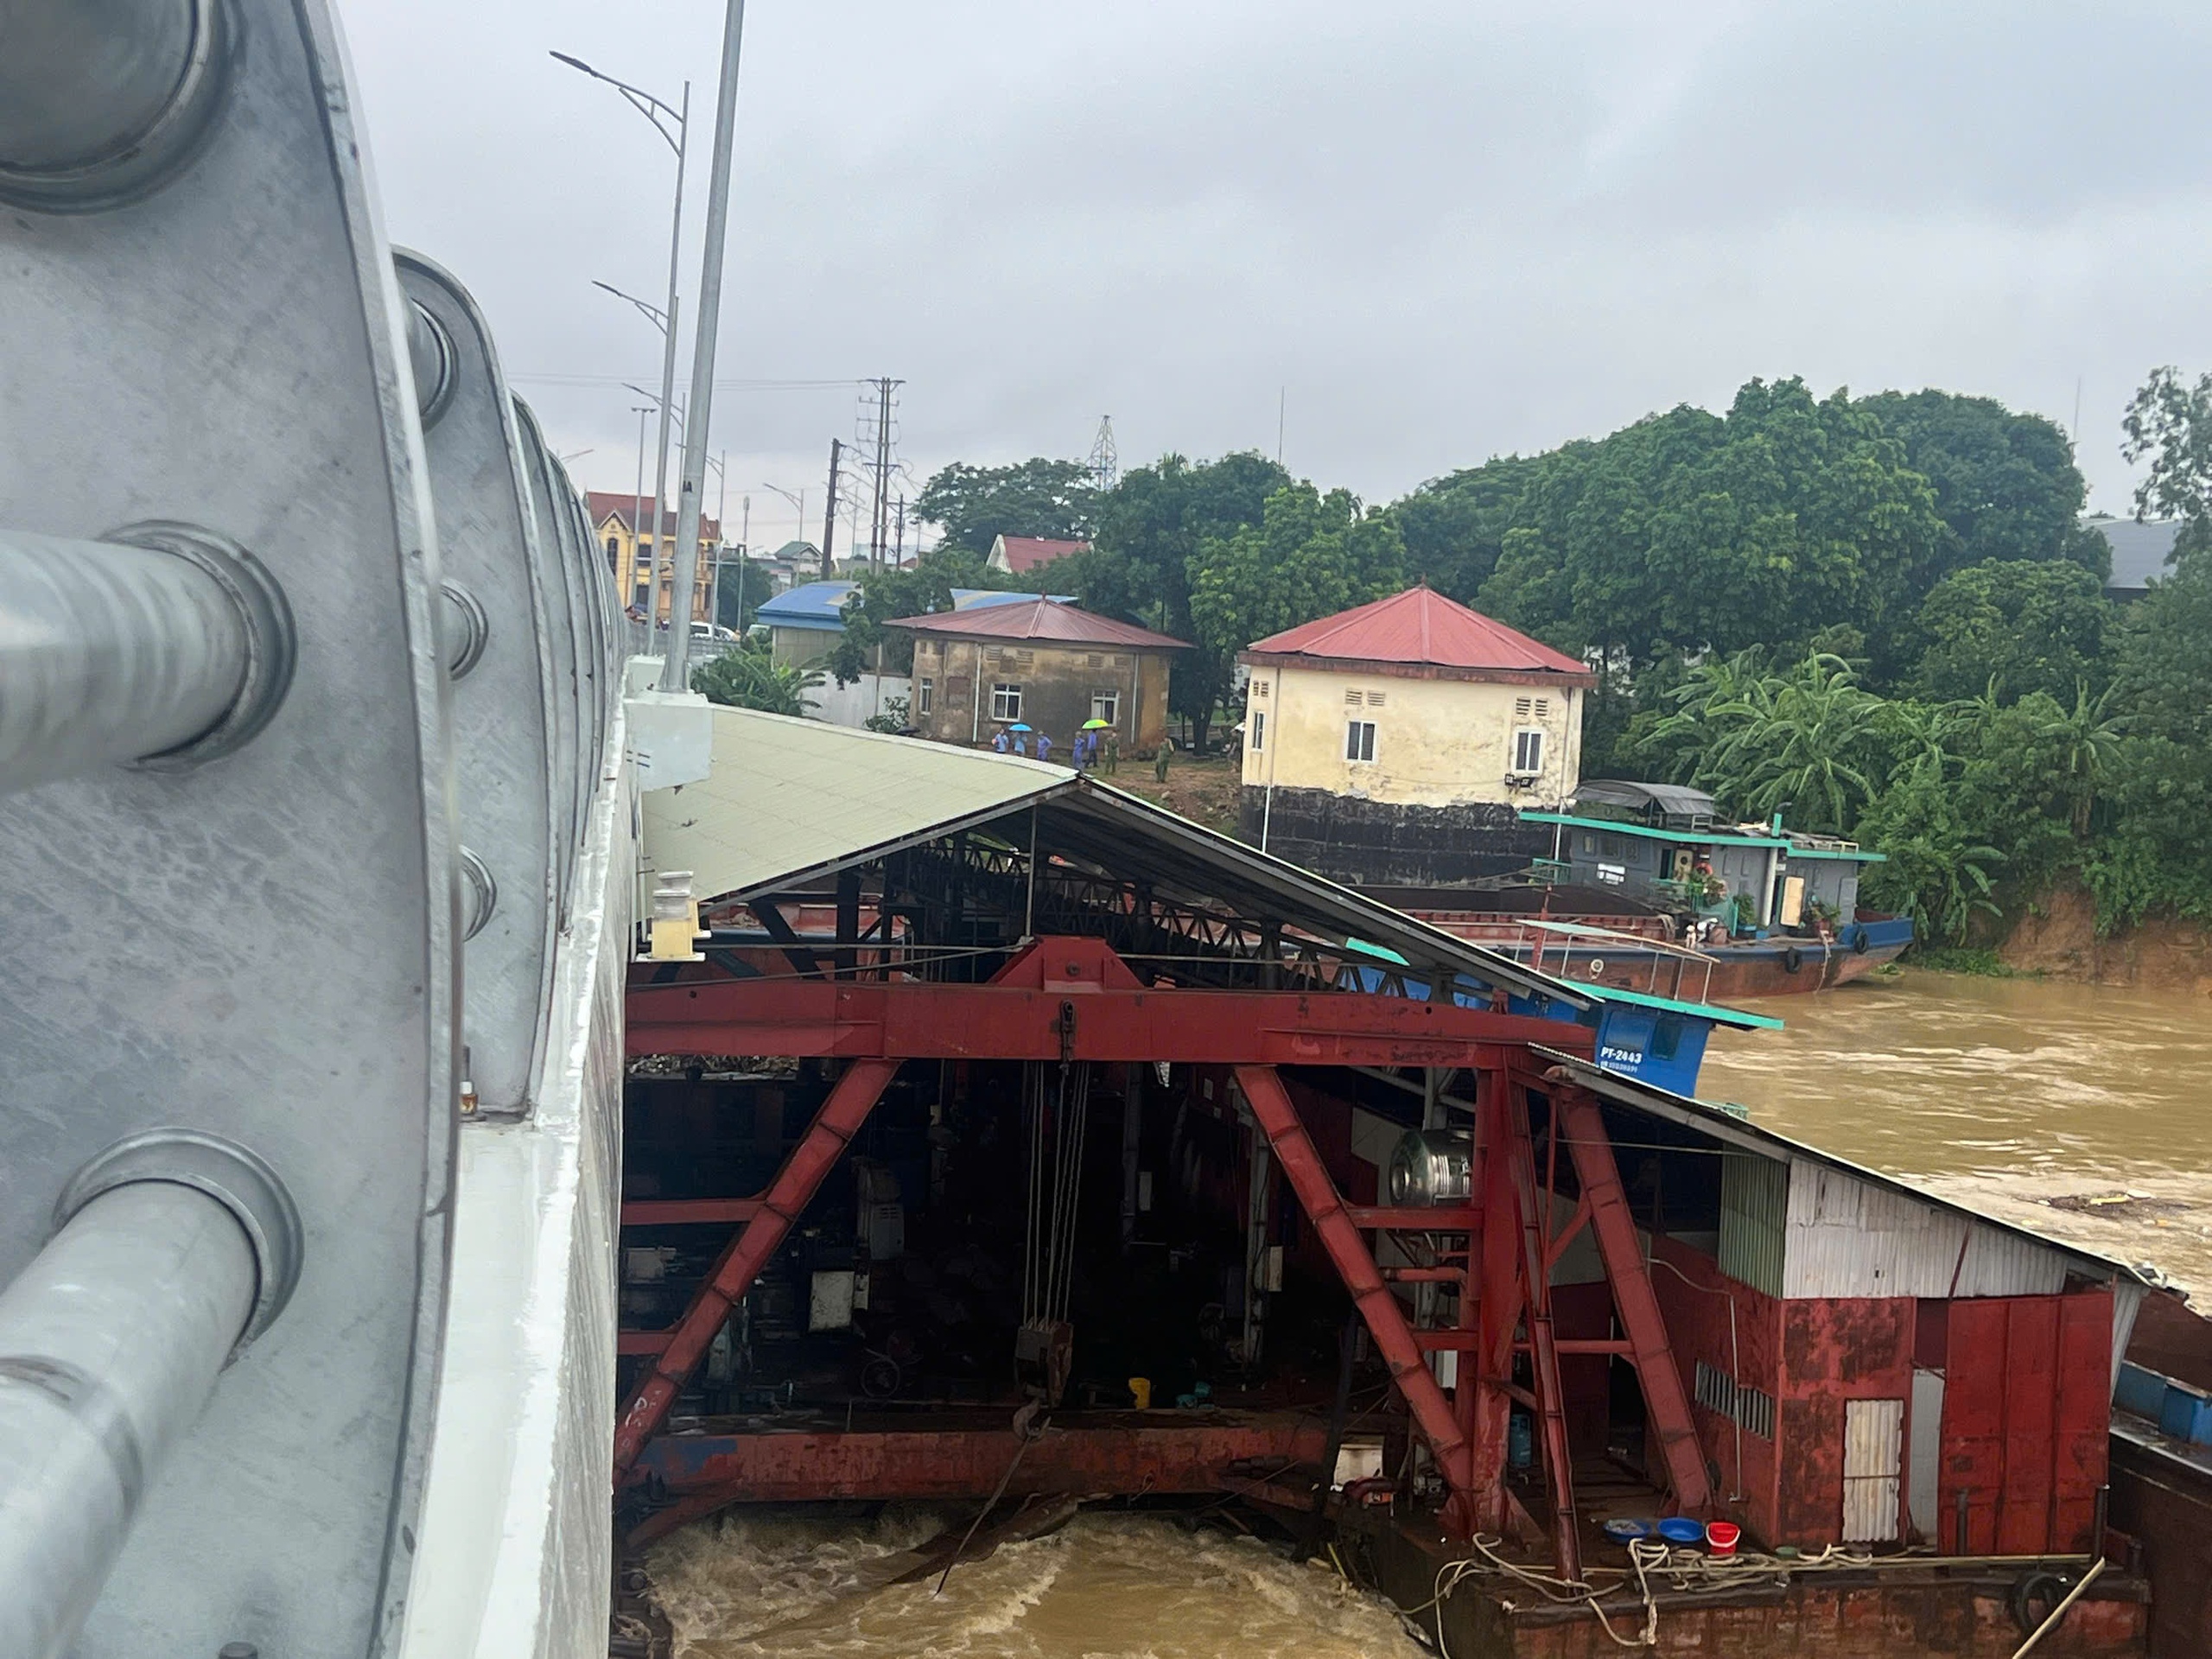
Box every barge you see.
[616,709,2157,1655]
[1363,780,1912,1001]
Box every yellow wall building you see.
[586,491,720,624]
[1236,586,1595,883]
[891,597,1184,753]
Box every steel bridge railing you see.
[0,0,632,1650]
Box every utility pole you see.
[820,437,842,579]
[659,0,748,694]
[863,376,900,571]
[705,447,728,629]
[733,493,750,636]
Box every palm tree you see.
[2034,681,2124,839]
[1697,655,1883,833]
[691,645,823,716]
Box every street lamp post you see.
[551,51,690,629]
[760,481,805,553]
[659,0,749,694]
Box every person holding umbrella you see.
[1008,722,1030,756]
[1081,716,1110,774]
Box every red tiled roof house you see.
[1236,586,1596,881]
[987,534,1090,576]
[889,597,1185,753]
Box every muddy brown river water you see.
[1699,968,2212,1302]
[645,969,2210,1657]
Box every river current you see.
[646,968,2210,1656]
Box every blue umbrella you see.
[1007,722,1032,732]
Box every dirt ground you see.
[1099,750,1242,834]
[2001,886,2212,993]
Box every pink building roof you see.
[888,596,1186,651]
[992,535,1090,573]
[1242,586,1592,684]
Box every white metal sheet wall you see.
[1780,1160,2068,1300]
[1718,1154,1787,1296]
[1842,1397,1904,1542]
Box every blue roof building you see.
[761,582,1074,666]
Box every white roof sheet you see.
[642,708,1071,899]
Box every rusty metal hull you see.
[625,1413,1329,1544]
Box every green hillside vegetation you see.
[903,375,2212,940]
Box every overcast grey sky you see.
[346,1,2212,553]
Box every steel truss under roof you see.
[647,707,1596,1008]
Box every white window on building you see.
[1249,710,1266,752]
[1090,691,1118,726]
[918,677,934,715]
[1345,720,1376,763]
[1250,678,1268,698]
[1510,728,1545,776]
[991,683,1022,721]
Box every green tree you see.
[1856,783,2005,944]
[1471,380,1947,674]
[1185,483,1407,679]
[691,638,823,716]
[2084,556,2212,925]
[1853,390,2105,580]
[1639,652,1884,834]
[913,457,1098,556]
[1050,450,1291,748]
[2122,365,2212,562]
[824,544,1008,684]
[2033,683,2124,841]
[1909,559,2110,704]
[1389,453,1549,601]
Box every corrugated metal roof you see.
[641,708,1074,900]
[758,584,1068,632]
[756,580,858,626]
[640,711,1595,1007]
[888,597,1187,651]
[1242,586,1592,679]
[1571,779,1720,820]
[2087,516,2180,593]
[1532,1046,2147,1292]
[1782,1160,2068,1300]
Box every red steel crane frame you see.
[614,938,1710,1553]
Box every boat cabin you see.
[1524,779,1884,936]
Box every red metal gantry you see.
[615,938,1712,1560]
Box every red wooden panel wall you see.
[1941,1288,2111,1554]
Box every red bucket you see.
[1704,1521,1741,1557]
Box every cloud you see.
[342,0,2212,547]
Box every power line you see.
[507,372,855,391]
